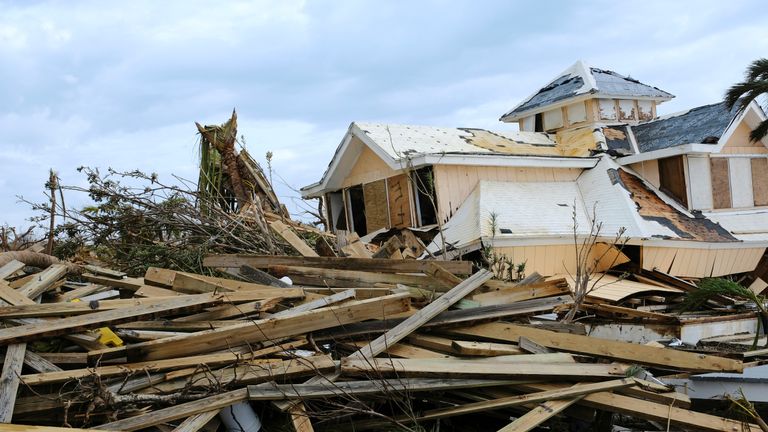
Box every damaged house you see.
[301,60,768,281]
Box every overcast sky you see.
[1,0,767,228]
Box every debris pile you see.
[0,242,766,431]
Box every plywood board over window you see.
[751,158,768,206]
[598,99,617,120]
[658,156,688,207]
[363,180,389,234]
[387,174,412,228]
[710,158,732,209]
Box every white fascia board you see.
[485,235,644,248]
[412,154,599,169]
[641,239,768,249]
[615,144,714,165]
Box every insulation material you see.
[387,174,413,229]
[752,158,768,206]
[363,180,389,234]
[566,102,587,124]
[710,158,732,209]
[728,158,754,208]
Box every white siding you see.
[687,156,713,210]
[598,99,617,120]
[729,158,754,208]
[521,116,535,132]
[543,109,564,130]
[566,102,587,124]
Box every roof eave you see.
[501,93,675,123]
[615,143,715,165]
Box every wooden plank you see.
[82,273,145,290]
[752,158,768,206]
[288,404,313,432]
[0,294,223,345]
[387,173,412,228]
[94,389,248,431]
[446,322,742,373]
[81,265,125,279]
[110,293,410,361]
[341,232,372,258]
[171,272,304,298]
[203,254,472,275]
[134,284,185,298]
[471,283,570,306]
[144,267,177,287]
[0,344,26,422]
[269,265,443,289]
[351,269,492,360]
[363,179,389,233]
[271,289,355,318]
[711,157,732,209]
[341,358,626,379]
[22,351,62,373]
[17,264,67,299]
[0,282,35,307]
[580,303,678,322]
[497,397,583,432]
[56,284,109,302]
[0,261,24,281]
[371,235,403,259]
[270,220,319,257]
[0,425,104,431]
[518,337,553,354]
[171,410,219,432]
[248,378,522,400]
[451,341,522,356]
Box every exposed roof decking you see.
[501,61,673,121]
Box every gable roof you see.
[631,101,741,153]
[301,122,599,198]
[500,60,674,122]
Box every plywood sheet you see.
[710,158,732,209]
[658,156,688,207]
[555,273,682,303]
[387,174,412,228]
[751,158,768,206]
[363,180,389,234]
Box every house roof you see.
[631,101,741,153]
[301,122,599,198]
[428,155,739,254]
[500,61,674,122]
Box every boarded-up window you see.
[566,102,587,124]
[598,99,617,120]
[363,180,389,234]
[520,116,535,132]
[618,100,636,121]
[387,174,412,228]
[658,156,688,207]
[752,158,768,206]
[710,158,732,209]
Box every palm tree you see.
[725,58,768,142]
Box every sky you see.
[1,0,767,229]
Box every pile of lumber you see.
[0,252,766,432]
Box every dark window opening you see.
[326,191,347,231]
[658,156,688,208]
[412,166,437,226]
[347,185,367,236]
[534,113,544,132]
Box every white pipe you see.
[219,402,261,432]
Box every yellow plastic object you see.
[68,298,123,347]
[97,327,123,347]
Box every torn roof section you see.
[500,60,674,122]
[631,101,741,153]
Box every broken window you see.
[412,166,437,226]
[658,156,688,207]
[534,113,544,132]
[346,185,367,236]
